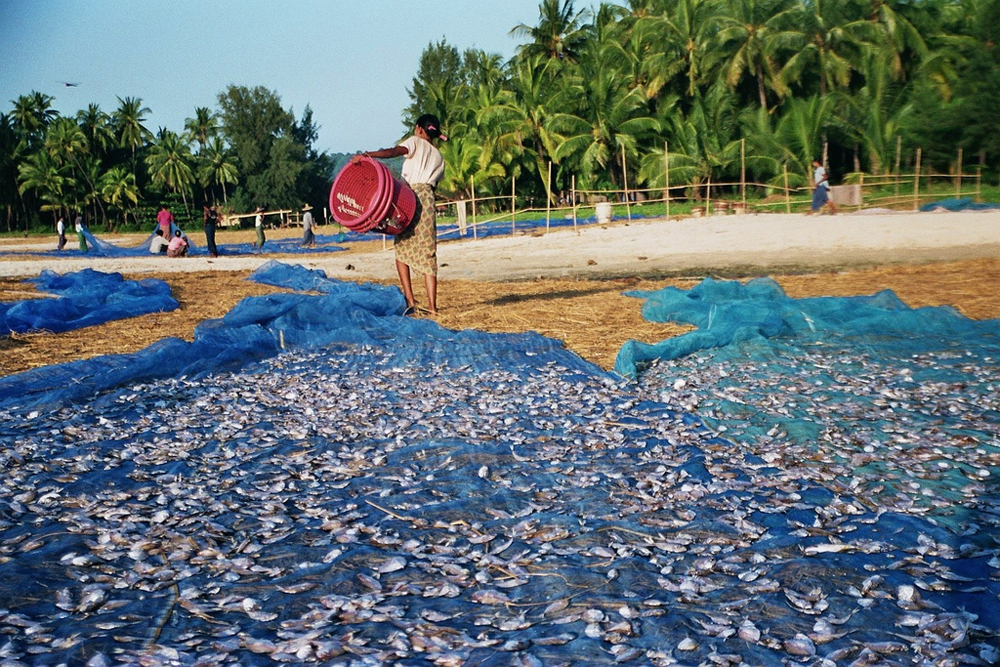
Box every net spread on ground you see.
[0,263,997,665]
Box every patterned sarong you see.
[394,183,437,277]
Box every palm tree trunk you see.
[755,63,768,109]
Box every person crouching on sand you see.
[354,113,447,316]
[167,229,189,257]
[150,228,169,254]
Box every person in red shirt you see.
[156,206,175,235]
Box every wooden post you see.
[571,175,578,232]
[621,144,632,222]
[546,161,552,232]
[783,164,791,214]
[896,134,903,197]
[858,172,864,212]
[664,142,671,220]
[706,174,712,215]
[740,138,746,209]
[471,174,477,240]
[511,175,516,237]
[956,147,963,198]
[978,150,985,202]
[913,147,922,211]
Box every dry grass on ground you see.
[1,258,999,377]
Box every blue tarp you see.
[0,268,178,335]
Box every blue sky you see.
[0,1,555,154]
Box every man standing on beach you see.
[204,204,219,257]
[56,216,67,250]
[301,204,315,247]
[254,207,266,251]
[809,159,837,215]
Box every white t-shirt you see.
[150,235,169,254]
[255,213,263,228]
[400,135,444,187]
[814,165,830,190]
[57,219,65,235]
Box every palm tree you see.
[18,149,73,216]
[100,165,138,230]
[439,134,506,202]
[113,96,152,179]
[44,117,88,166]
[10,91,58,146]
[775,94,838,181]
[639,83,744,198]
[777,0,882,97]
[548,45,660,188]
[43,116,105,220]
[184,106,219,150]
[477,55,564,198]
[145,130,195,209]
[0,112,27,231]
[837,49,914,174]
[76,104,115,158]
[712,0,798,109]
[632,0,723,97]
[196,137,239,205]
[511,0,592,62]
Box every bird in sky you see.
[60,81,80,87]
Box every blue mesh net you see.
[919,197,1000,212]
[0,265,997,665]
[615,276,1000,378]
[1,268,178,334]
[4,227,347,258]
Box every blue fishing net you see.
[437,211,641,240]
[615,276,1000,378]
[0,265,997,665]
[4,227,347,258]
[919,197,1000,212]
[0,268,178,334]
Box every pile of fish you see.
[2,266,999,664]
[2,336,999,665]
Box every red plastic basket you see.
[371,173,418,235]
[329,157,387,232]
[329,157,418,235]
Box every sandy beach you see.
[1,209,998,280]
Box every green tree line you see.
[1,85,336,234]
[4,0,998,234]
[406,0,1000,205]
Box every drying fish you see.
[0,295,996,667]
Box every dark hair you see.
[415,114,443,139]
[155,229,164,236]
[174,230,182,237]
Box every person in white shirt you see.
[254,207,266,251]
[149,228,169,254]
[809,159,837,215]
[356,113,447,316]
[56,216,66,250]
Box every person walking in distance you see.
[809,159,837,215]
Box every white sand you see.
[1,210,998,280]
